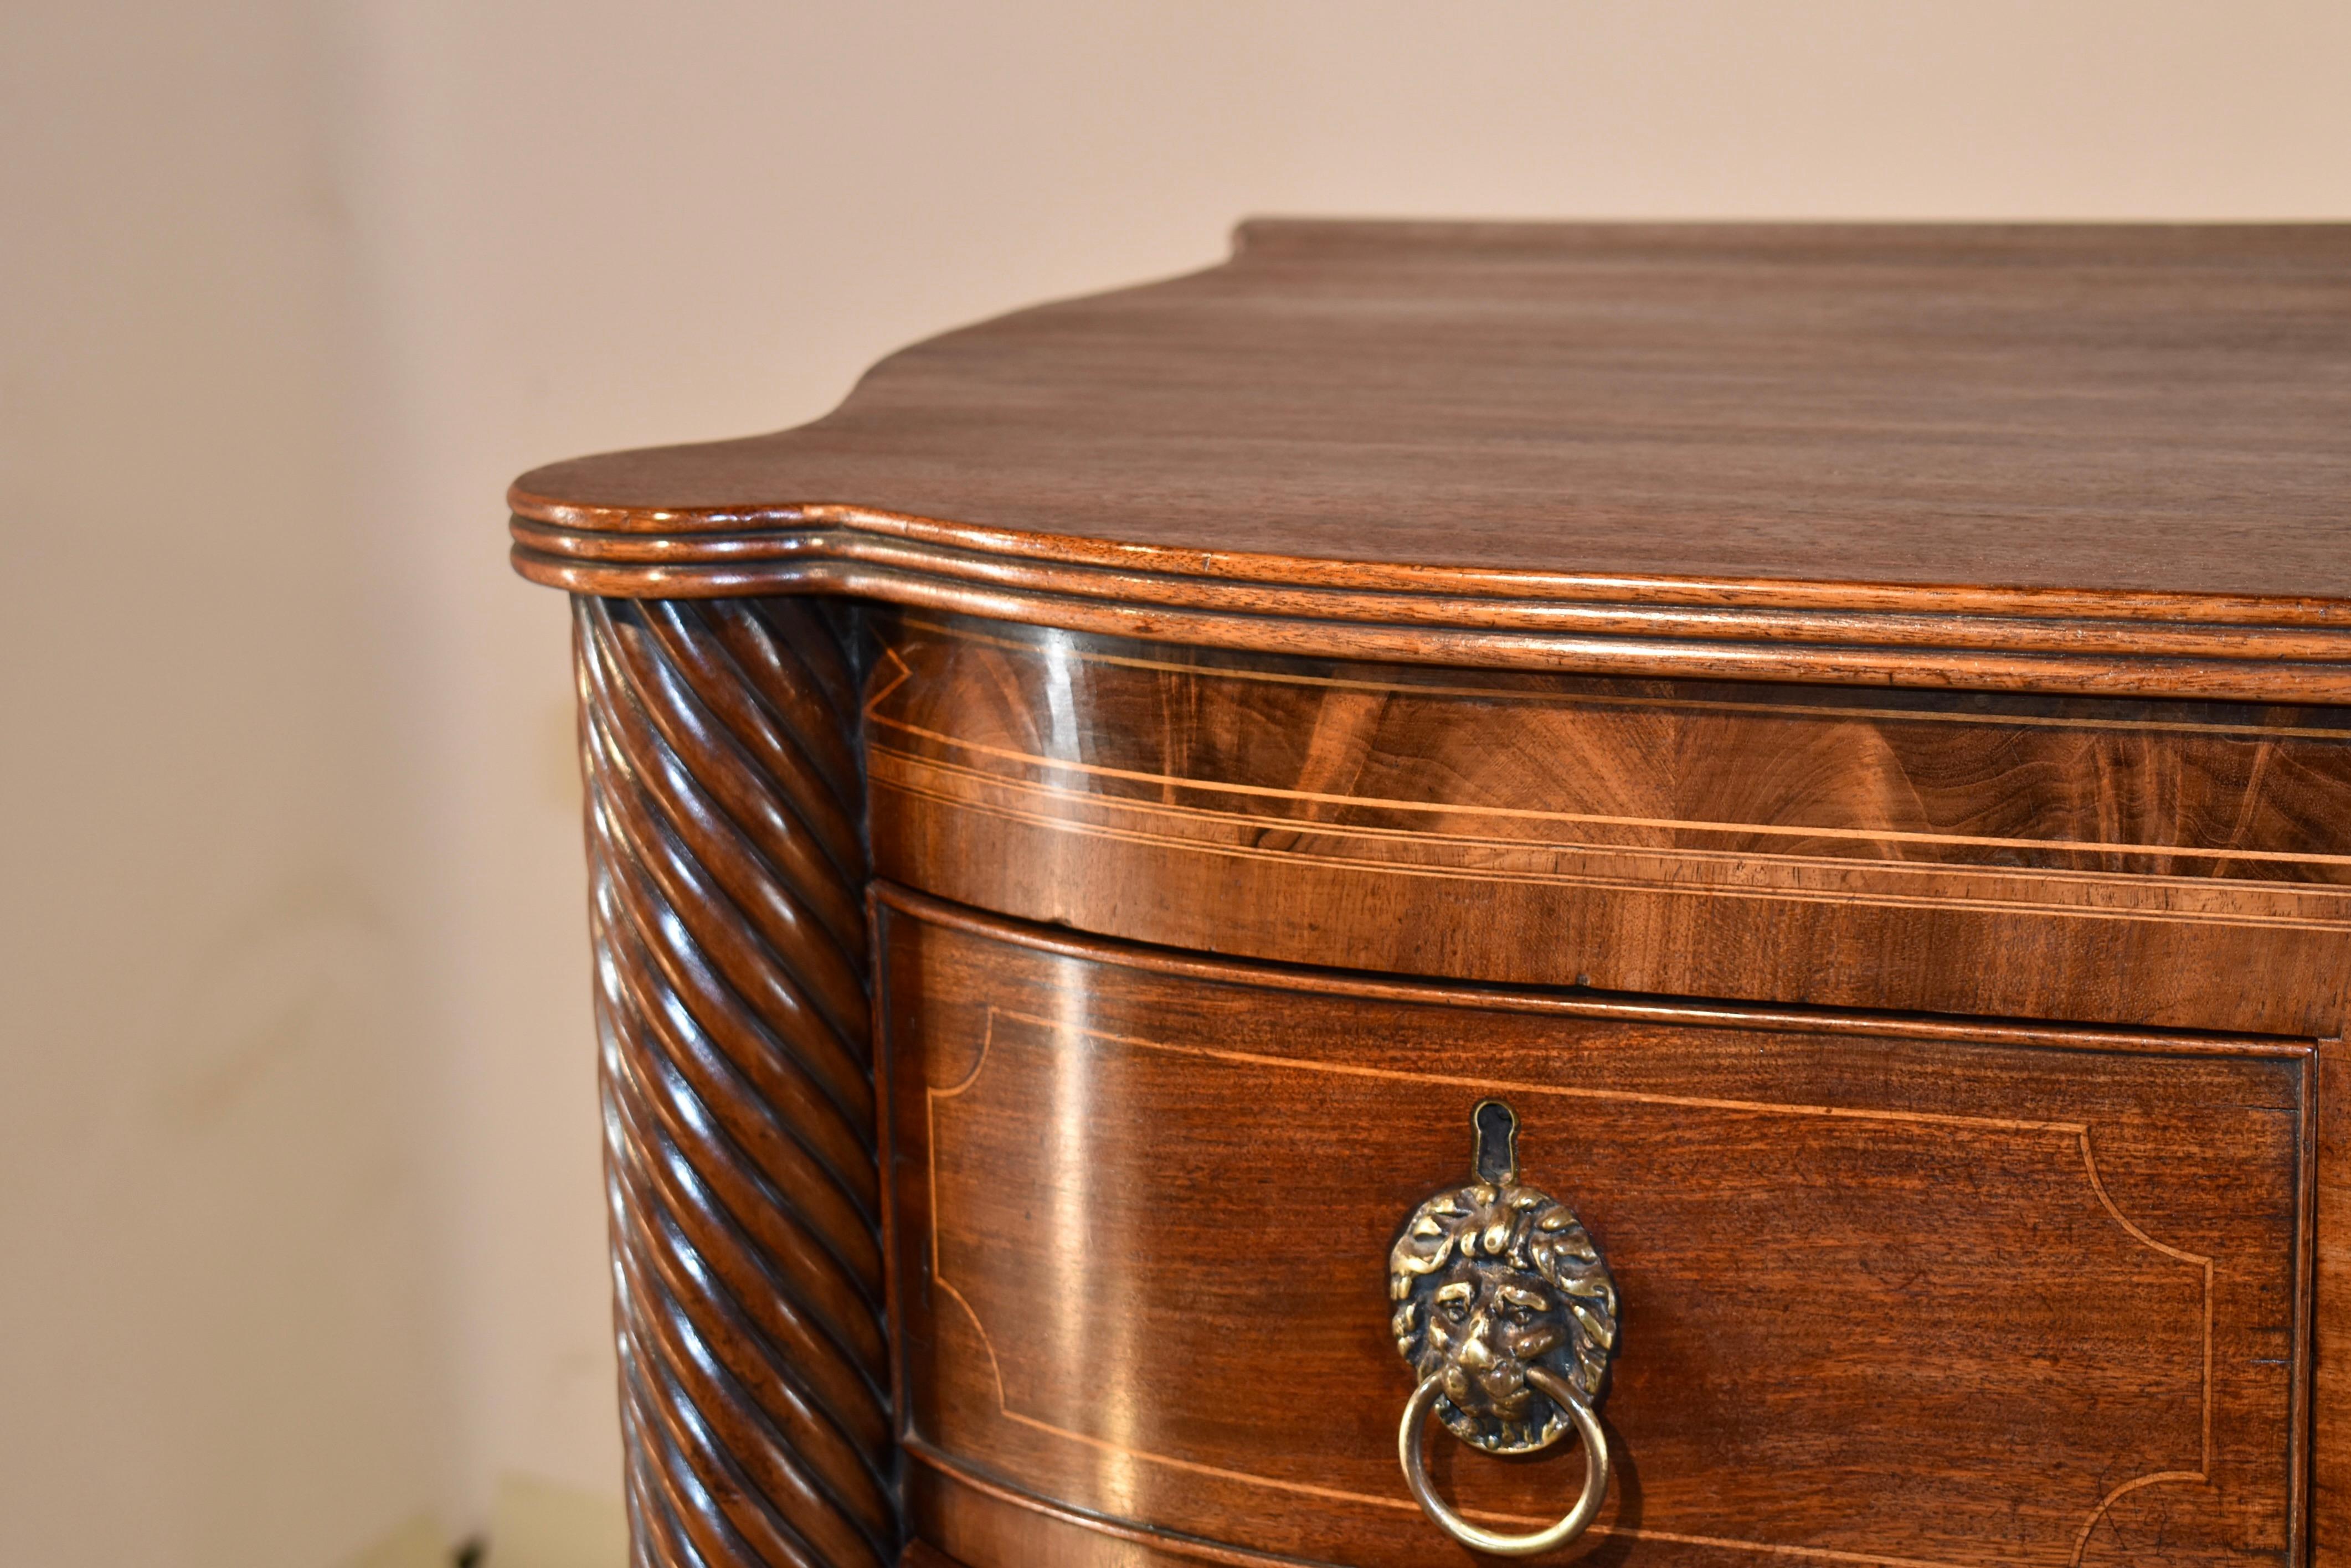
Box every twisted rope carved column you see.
[574,595,896,1568]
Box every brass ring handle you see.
[1399,1365,1609,1556]
[1388,1101,1620,1555]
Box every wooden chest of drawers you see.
[511,221,2351,1566]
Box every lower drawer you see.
[876,888,2314,1568]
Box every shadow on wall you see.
[341,1476,625,1568]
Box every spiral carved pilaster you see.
[575,595,894,1568]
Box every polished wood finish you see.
[515,222,2351,703]
[512,223,2351,1567]
[578,596,896,1567]
[2322,1036,2351,1557]
[878,890,2311,1567]
[868,611,2351,1037]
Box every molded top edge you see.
[511,219,2351,674]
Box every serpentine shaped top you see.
[511,220,2351,701]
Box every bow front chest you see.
[510,221,2351,1567]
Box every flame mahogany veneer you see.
[511,221,2351,1567]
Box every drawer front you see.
[865,611,2351,1037]
[878,891,2313,1568]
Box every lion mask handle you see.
[1388,1100,1618,1556]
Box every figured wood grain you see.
[509,224,2351,1567]
[896,1544,965,1568]
[577,596,895,1568]
[905,1459,1306,1568]
[878,890,2312,1568]
[511,221,2351,702]
[2319,1043,2351,1556]
[895,1543,966,1568]
[865,611,2351,1038]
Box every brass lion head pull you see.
[1389,1101,1619,1555]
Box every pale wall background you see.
[6,3,2348,1565]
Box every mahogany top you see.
[511,220,2351,701]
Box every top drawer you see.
[865,611,2351,1036]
